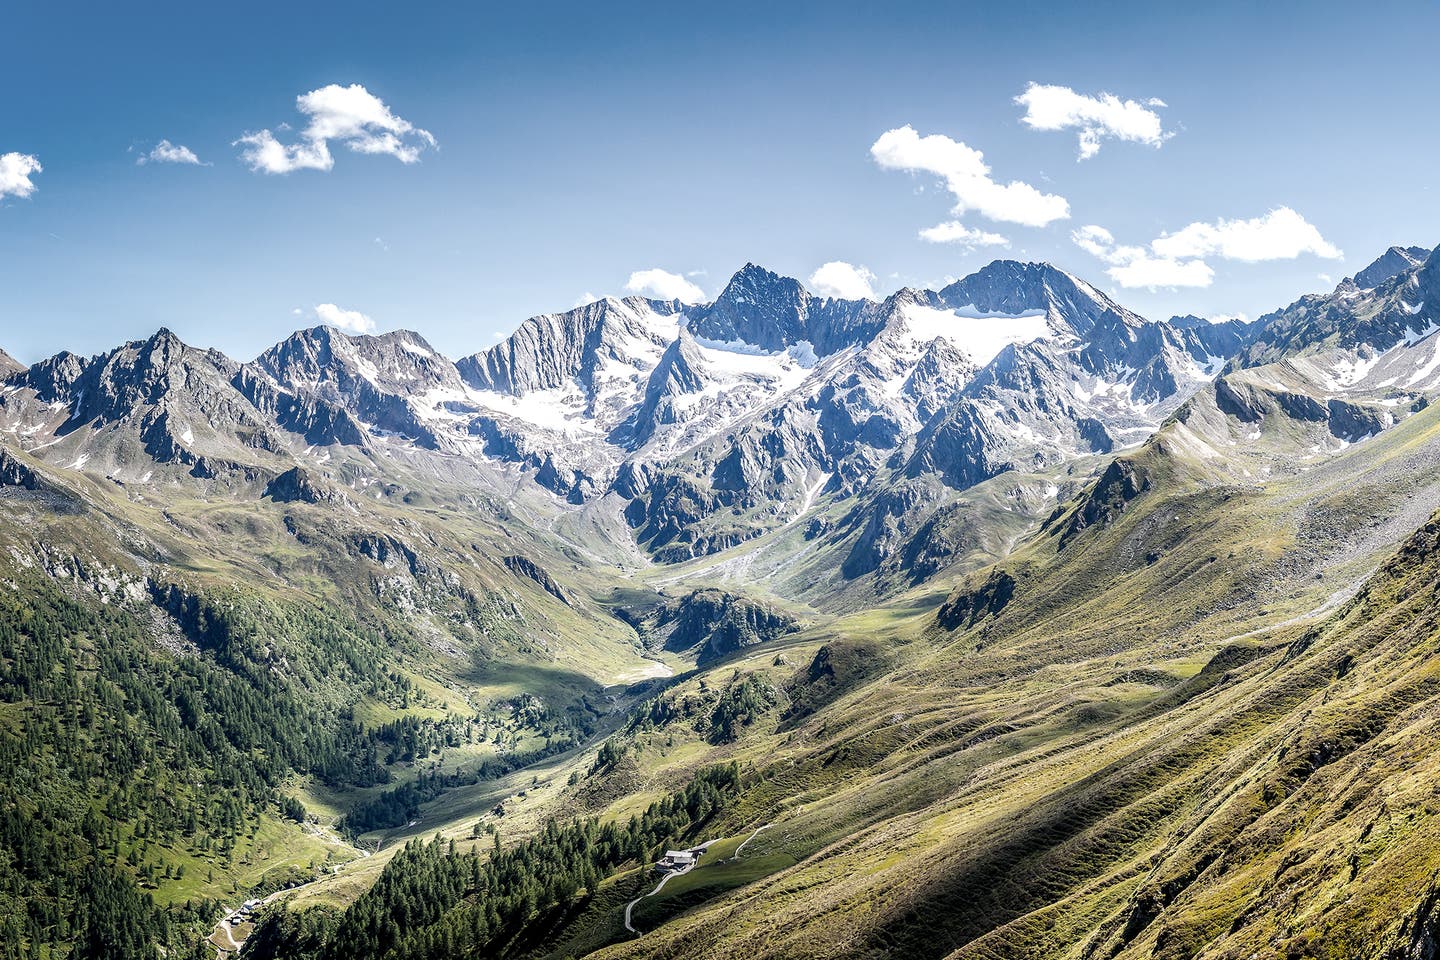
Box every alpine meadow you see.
[4,3,1440,959]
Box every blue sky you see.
[1,0,1437,363]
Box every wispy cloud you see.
[237,83,436,174]
[871,125,1069,228]
[1152,207,1342,262]
[625,268,706,303]
[808,261,877,300]
[918,221,1010,249]
[0,152,42,201]
[1073,208,1341,289]
[1073,225,1214,288]
[1015,83,1172,160]
[138,140,205,165]
[314,302,376,334]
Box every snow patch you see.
[1407,338,1440,387]
[897,303,1050,365]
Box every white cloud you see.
[1015,82,1172,160]
[1072,225,1214,289]
[808,261,877,300]
[0,153,42,201]
[918,221,1010,248]
[138,140,203,165]
[871,125,1069,227]
[237,83,436,174]
[314,303,376,334]
[624,269,706,303]
[1151,207,1342,262]
[1074,208,1342,289]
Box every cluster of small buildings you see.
[654,848,702,873]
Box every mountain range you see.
[7,242,1440,960]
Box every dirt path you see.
[730,823,772,860]
[623,828,770,936]
[212,918,242,954]
[623,863,692,934]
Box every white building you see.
[656,850,697,871]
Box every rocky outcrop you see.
[619,333,707,446]
[1061,457,1152,545]
[936,568,1017,631]
[0,448,42,490]
[264,466,348,505]
[841,481,928,579]
[502,555,569,605]
[250,326,451,449]
[233,367,369,447]
[652,588,801,664]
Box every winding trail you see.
[213,920,242,954]
[730,823,772,860]
[623,863,692,935]
[623,826,772,936]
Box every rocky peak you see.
[688,263,816,351]
[688,263,884,355]
[0,348,22,378]
[256,326,461,397]
[248,326,473,449]
[459,296,683,397]
[1353,245,1432,290]
[939,260,1144,338]
[1229,241,1439,374]
[623,331,708,446]
[1168,314,1211,330]
[1424,245,1440,283]
[12,350,86,404]
[64,329,240,428]
[0,448,43,490]
[1165,315,1255,356]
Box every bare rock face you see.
[458,297,684,397]
[502,555,569,605]
[686,262,886,354]
[1352,245,1431,290]
[645,588,800,664]
[250,326,459,449]
[936,568,1017,631]
[263,466,349,506]
[1061,457,1152,545]
[0,448,42,490]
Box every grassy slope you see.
[0,440,665,918]
[17,353,1440,957]
[536,373,1440,960]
